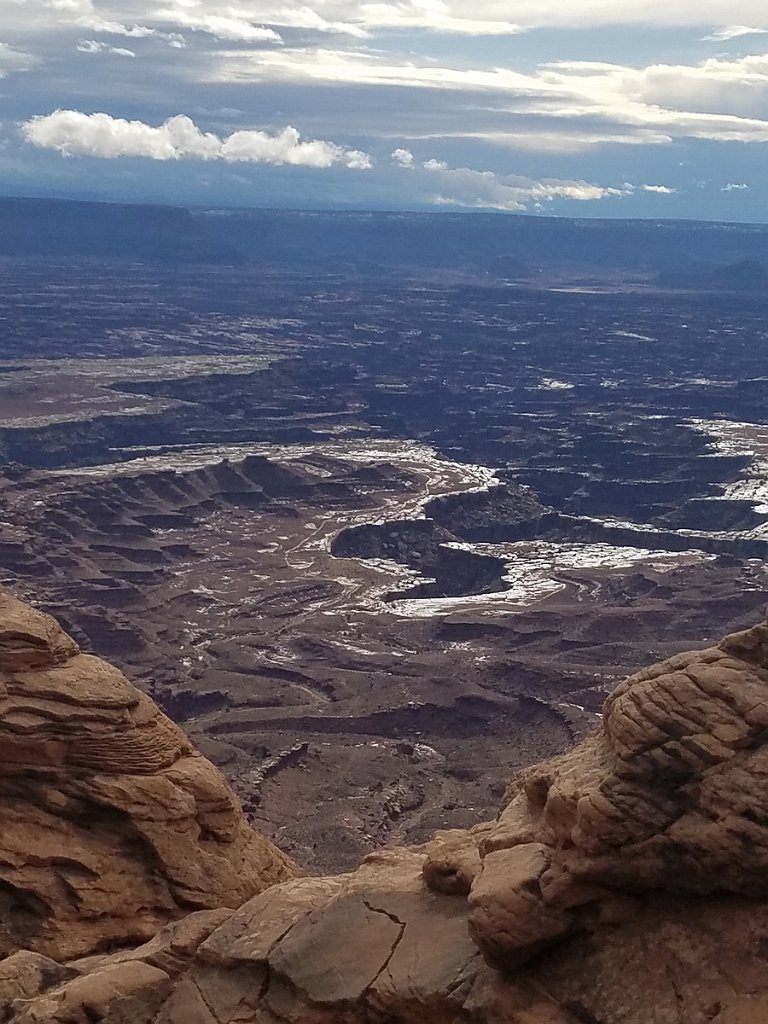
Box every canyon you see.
[1,200,768,1018]
[3,589,768,1022]
[1,233,767,868]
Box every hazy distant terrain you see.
[4,196,768,286]
[0,198,766,870]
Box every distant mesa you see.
[655,257,768,292]
[5,195,768,281]
[0,197,239,265]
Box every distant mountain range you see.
[1,195,768,288]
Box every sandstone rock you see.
[10,960,173,1024]
[0,589,299,962]
[421,827,485,895]
[464,618,768,968]
[0,593,77,672]
[6,607,768,1023]
[0,951,77,1020]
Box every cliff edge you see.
[3,592,768,1022]
[0,590,299,964]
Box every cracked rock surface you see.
[4,598,768,1022]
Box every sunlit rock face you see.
[0,589,299,963]
[5,598,768,1023]
[465,617,768,967]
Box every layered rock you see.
[5,601,768,1022]
[0,590,298,963]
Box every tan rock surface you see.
[0,590,299,963]
[5,605,768,1022]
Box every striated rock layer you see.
[0,590,299,963]
[4,596,768,1022]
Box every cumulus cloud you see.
[640,184,676,193]
[722,181,749,190]
[392,148,414,166]
[20,110,372,168]
[77,39,136,56]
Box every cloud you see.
[393,154,630,211]
[20,110,372,168]
[0,43,39,78]
[392,147,414,166]
[153,8,282,42]
[703,25,768,40]
[12,0,768,44]
[355,3,523,35]
[146,1,768,37]
[75,17,156,37]
[722,181,749,190]
[6,0,768,216]
[267,7,369,37]
[387,150,678,210]
[212,47,768,147]
[73,16,187,45]
[77,40,136,56]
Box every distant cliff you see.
[0,197,238,264]
[5,195,768,277]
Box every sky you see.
[2,0,768,218]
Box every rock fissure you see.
[359,903,407,1006]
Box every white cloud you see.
[722,181,749,190]
[0,42,39,78]
[268,7,369,37]
[73,15,187,45]
[357,3,523,35]
[13,0,768,42]
[640,184,676,193]
[211,47,768,147]
[44,0,91,10]
[77,39,136,56]
[703,25,768,40]
[20,110,372,168]
[153,8,282,42]
[397,155,630,211]
[75,16,156,37]
[392,147,414,166]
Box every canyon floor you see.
[2,257,767,871]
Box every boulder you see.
[0,591,299,962]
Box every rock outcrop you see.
[4,596,768,1022]
[0,590,299,963]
